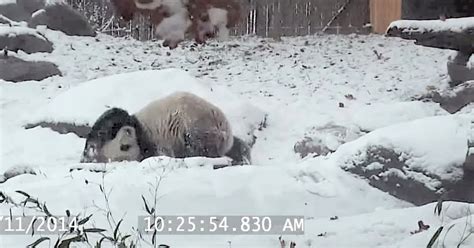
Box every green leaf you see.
[434,198,443,216]
[53,237,60,248]
[0,192,6,203]
[427,226,444,248]
[142,195,152,214]
[152,230,157,245]
[114,219,123,241]
[27,237,50,248]
[84,228,107,233]
[15,190,30,198]
[43,203,53,217]
[57,235,85,248]
[30,218,38,236]
[121,234,131,242]
[78,214,93,225]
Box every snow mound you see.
[389,17,474,33]
[0,25,48,40]
[349,101,448,131]
[25,69,266,143]
[331,114,474,206]
[336,114,472,181]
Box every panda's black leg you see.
[225,136,252,165]
[183,131,220,158]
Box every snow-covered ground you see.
[1,28,473,247]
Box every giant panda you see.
[80,91,251,165]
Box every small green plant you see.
[427,198,474,248]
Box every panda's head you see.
[81,108,146,163]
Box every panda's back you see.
[134,91,233,157]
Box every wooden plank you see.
[370,0,402,34]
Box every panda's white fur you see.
[81,91,234,163]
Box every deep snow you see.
[1,26,473,247]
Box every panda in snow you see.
[80,91,251,165]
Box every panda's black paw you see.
[225,136,252,166]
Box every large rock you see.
[0,0,45,22]
[421,81,474,114]
[448,52,474,86]
[0,3,30,22]
[335,115,474,205]
[0,54,61,82]
[0,25,53,53]
[387,17,474,53]
[28,4,96,37]
[294,124,362,158]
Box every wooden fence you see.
[235,0,370,37]
[67,0,371,40]
[370,0,401,34]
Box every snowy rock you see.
[465,146,474,171]
[294,124,362,158]
[0,2,30,22]
[424,81,474,114]
[28,3,96,37]
[0,164,36,183]
[0,25,53,53]
[336,115,474,205]
[0,0,45,22]
[0,54,61,82]
[294,136,332,158]
[448,51,474,86]
[387,17,474,52]
[24,121,91,138]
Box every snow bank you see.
[0,25,48,41]
[0,160,309,246]
[348,101,447,131]
[25,69,266,143]
[336,114,472,181]
[389,17,474,33]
